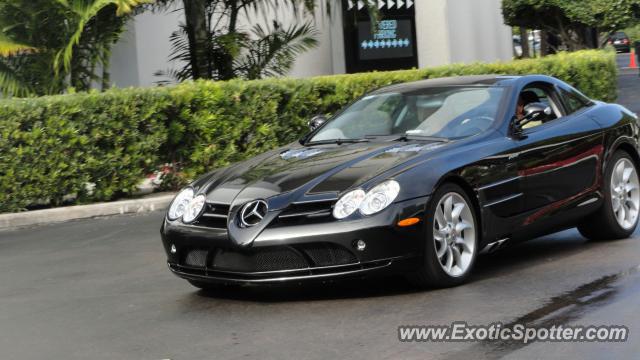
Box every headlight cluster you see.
[332,180,400,219]
[168,188,206,223]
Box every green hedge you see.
[0,50,617,212]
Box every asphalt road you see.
[615,51,633,70]
[2,63,640,360]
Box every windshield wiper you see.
[394,134,450,142]
[306,138,370,146]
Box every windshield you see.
[310,86,506,142]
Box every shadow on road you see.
[190,230,612,303]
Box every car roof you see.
[372,75,521,94]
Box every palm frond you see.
[235,21,318,80]
[54,0,151,74]
[113,0,155,15]
[0,60,32,97]
[0,33,36,57]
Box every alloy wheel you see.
[433,192,476,277]
[610,158,640,230]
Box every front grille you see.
[175,242,358,274]
[193,202,230,229]
[272,200,335,226]
[191,199,337,229]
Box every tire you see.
[407,183,479,288]
[578,150,640,240]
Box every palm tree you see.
[54,0,152,77]
[154,0,377,82]
[0,34,35,57]
[157,15,319,82]
[235,21,319,79]
[0,0,149,97]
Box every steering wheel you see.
[452,115,494,137]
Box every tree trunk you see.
[540,30,549,56]
[216,4,239,80]
[546,31,559,54]
[519,27,530,58]
[588,27,599,49]
[183,0,209,79]
[102,61,111,91]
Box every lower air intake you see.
[298,243,358,267]
[212,247,308,272]
[184,249,208,268]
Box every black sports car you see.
[161,75,640,289]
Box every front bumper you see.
[167,256,421,285]
[161,196,428,284]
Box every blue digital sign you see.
[358,19,414,60]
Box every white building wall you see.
[232,1,345,78]
[414,0,451,67]
[445,0,513,64]
[110,4,186,87]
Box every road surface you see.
[1,61,640,360]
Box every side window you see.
[559,87,593,115]
[516,82,563,130]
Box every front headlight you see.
[359,180,400,216]
[168,187,194,220]
[182,194,206,223]
[333,189,366,219]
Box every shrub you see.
[0,50,617,212]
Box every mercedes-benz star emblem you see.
[239,200,268,227]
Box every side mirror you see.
[511,102,552,137]
[308,115,327,131]
[523,102,551,121]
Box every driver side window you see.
[516,83,563,130]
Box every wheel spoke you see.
[444,196,453,222]
[435,206,446,229]
[452,246,462,268]
[455,236,471,253]
[627,199,638,211]
[436,242,447,258]
[444,246,453,272]
[623,167,633,183]
[451,203,465,223]
[617,205,626,225]
[612,196,621,211]
[455,220,471,235]
[615,162,625,184]
[625,183,638,193]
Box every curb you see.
[0,193,175,231]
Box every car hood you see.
[195,140,447,207]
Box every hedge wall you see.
[0,50,617,212]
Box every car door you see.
[513,82,603,225]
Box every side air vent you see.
[194,202,230,229]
